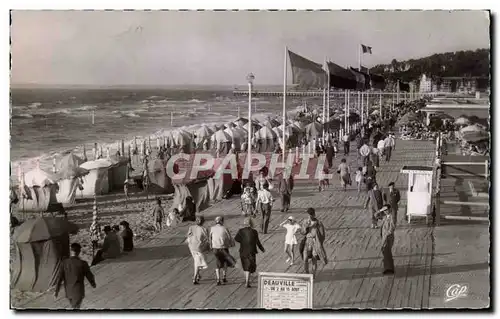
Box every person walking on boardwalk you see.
[365,183,384,229]
[152,198,165,232]
[377,136,386,159]
[376,205,396,275]
[337,158,351,191]
[209,216,236,285]
[342,132,350,156]
[234,217,265,288]
[256,182,274,234]
[187,215,210,285]
[55,243,96,309]
[279,216,301,265]
[384,134,396,162]
[299,208,327,278]
[383,182,401,224]
[370,146,380,169]
[363,160,377,191]
[241,183,256,216]
[119,221,134,252]
[359,141,371,166]
[278,168,294,213]
[325,141,335,168]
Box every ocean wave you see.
[47,109,72,115]
[75,105,98,111]
[12,113,34,119]
[187,98,204,103]
[28,102,42,109]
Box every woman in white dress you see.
[279,216,301,265]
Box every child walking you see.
[279,216,301,265]
[152,198,165,232]
[355,167,363,193]
[240,183,256,216]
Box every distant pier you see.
[232,90,324,97]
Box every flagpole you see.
[282,47,287,164]
[326,63,330,139]
[322,58,327,142]
[358,43,362,70]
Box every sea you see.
[10,87,328,183]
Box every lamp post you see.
[246,73,255,171]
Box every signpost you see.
[257,272,313,309]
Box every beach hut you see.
[147,158,174,194]
[170,178,212,214]
[11,217,78,292]
[79,157,128,196]
[55,153,88,206]
[18,168,63,214]
[211,129,232,155]
[254,126,278,153]
[305,122,323,139]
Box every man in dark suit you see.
[365,183,384,229]
[55,243,96,309]
[278,169,294,213]
[234,218,265,288]
[383,182,401,224]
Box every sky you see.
[10,10,490,86]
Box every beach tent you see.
[233,117,249,127]
[254,126,278,153]
[305,122,323,139]
[170,179,211,214]
[211,129,232,155]
[147,158,174,194]
[55,153,88,206]
[206,157,236,202]
[18,168,63,213]
[79,157,128,196]
[11,217,78,292]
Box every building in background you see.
[419,74,433,93]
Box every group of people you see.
[185,207,328,288]
[90,221,134,266]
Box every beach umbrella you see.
[172,129,192,146]
[56,153,89,179]
[23,168,56,188]
[371,110,380,115]
[293,121,307,130]
[455,116,470,126]
[305,122,323,138]
[272,125,294,138]
[89,195,101,255]
[212,129,232,143]
[233,117,249,126]
[14,217,78,243]
[224,122,236,129]
[433,113,454,120]
[460,124,485,134]
[243,121,262,132]
[195,125,214,140]
[462,130,489,143]
[263,118,280,128]
[224,126,246,140]
[254,126,278,140]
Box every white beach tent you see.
[55,153,88,206]
[79,157,128,196]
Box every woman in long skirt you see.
[337,158,351,191]
[234,217,265,287]
[187,216,210,284]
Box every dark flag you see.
[360,65,369,74]
[350,67,371,91]
[288,50,326,89]
[370,73,386,90]
[399,81,410,92]
[361,44,373,54]
[326,62,357,90]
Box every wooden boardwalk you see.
[18,139,436,309]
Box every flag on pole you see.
[326,62,357,90]
[349,67,371,91]
[370,73,386,90]
[288,50,326,89]
[361,44,372,54]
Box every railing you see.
[434,133,489,224]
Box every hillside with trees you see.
[370,48,490,84]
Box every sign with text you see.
[257,272,313,309]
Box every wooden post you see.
[121,140,125,157]
[52,158,57,173]
[93,143,97,160]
